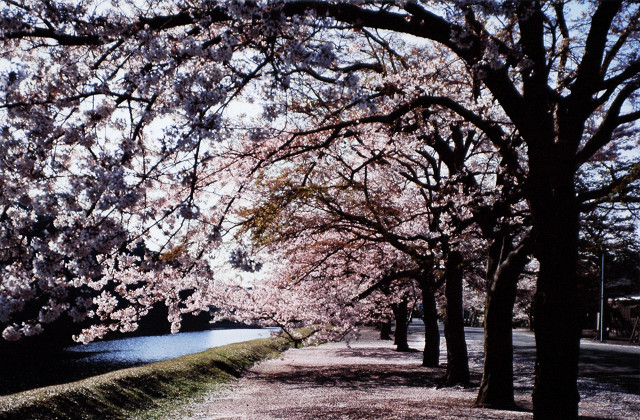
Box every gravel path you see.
[160,327,639,420]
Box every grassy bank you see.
[0,329,312,420]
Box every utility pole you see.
[600,253,605,342]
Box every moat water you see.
[0,327,278,396]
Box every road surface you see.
[408,323,640,395]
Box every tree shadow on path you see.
[256,346,485,391]
[259,363,442,390]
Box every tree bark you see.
[476,232,531,409]
[442,250,470,386]
[421,284,440,367]
[528,150,582,419]
[531,202,581,418]
[392,299,410,352]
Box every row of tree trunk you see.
[388,250,471,386]
[386,240,532,409]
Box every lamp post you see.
[600,253,605,342]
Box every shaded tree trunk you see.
[379,319,392,340]
[392,299,410,352]
[523,79,582,417]
[476,232,531,409]
[442,250,470,386]
[530,174,582,420]
[421,283,440,367]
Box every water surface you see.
[0,328,278,396]
[65,327,279,363]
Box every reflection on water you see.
[66,328,280,363]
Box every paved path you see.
[505,326,640,395]
[164,325,639,420]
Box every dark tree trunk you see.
[487,1,620,415]
[379,319,392,341]
[442,250,470,386]
[528,149,582,419]
[476,232,531,409]
[531,195,581,419]
[392,299,410,352]
[421,284,440,367]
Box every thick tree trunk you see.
[529,166,582,419]
[476,233,530,409]
[532,243,581,418]
[422,285,440,367]
[442,250,470,386]
[392,299,410,352]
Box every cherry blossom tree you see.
[235,3,639,417]
[0,0,528,402]
[0,0,251,343]
[215,227,423,347]
[232,133,446,359]
[230,83,504,385]
[2,2,639,419]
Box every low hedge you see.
[0,329,313,419]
